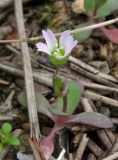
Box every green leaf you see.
[1,136,10,144]
[2,123,12,135]
[17,92,27,107]
[73,23,92,42]
[68,112,113,128]
[18,91,54,120]
[51,80,81,115]
[95,0,107,8]
[18,91,50,109]
[96,0,118,18]
[8,137,20,146]
[51,97,68,116]
[54,77,64,97]
[0,143,3,153]
[84,0,96,16]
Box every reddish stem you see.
[63,94,67,113]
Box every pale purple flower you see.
[36,29,78,60]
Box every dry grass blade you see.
[85,90,118,108]
[75,134,89,160]
[103,152,118,160]
[14,0,40,140]
[29,138,43,160]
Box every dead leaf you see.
[72,0,85,14]
[89,61,110,74]
[51,1,68,29]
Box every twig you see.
[82,81,118,93]
[107,136,118,155]
[0,62,52,87]
[0,17,118,43]
[87,153,96,160]
[0,62,53,87]
[0,129,23,160]
[14,0,40,140]
[0,114,16,121]
[57,148,66,160]
[69,56,118,83]
[97,130,113,150]
[6,45,20,56]
[1,62,118,95]
[103,152,118,160]
[81,97,114,151]
[0,90,15,113]
[85,90,118,108]
[29,138,43,160]
[75,134,89,160]
[81,97,93,112]
[70,63,118,87]
[0,79,9,85]
[87,139,104,157]
[69,153,74,160]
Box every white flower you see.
[36,29,78,60]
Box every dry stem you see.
[0,17,118,43]
[14,0,40,140]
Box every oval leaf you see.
[8,137,20,146]
[73,22,92,42]
[96,0,118,18]
[84,0,96,16]
[2,123,12,135]
[0,143,3,153]
[95,0,107,8]
[67,112,113,128]
[18,91,54,120]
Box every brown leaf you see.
[72,0,85,13]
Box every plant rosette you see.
[18,79,113,159]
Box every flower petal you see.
[47,29,57,46]
[36,42,50,55]
[65,38,78,56]
[59,30,71,48]
[42,29,57,51]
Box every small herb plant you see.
[0,123,20,153]
[74,0,118,44]
[18,29,113,159]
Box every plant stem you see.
[53,66,68,113]
[53,66,59,87]
[63,94,67,113]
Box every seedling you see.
[0,123,20,153]
[18,29,113,159]
[74,0,118,44]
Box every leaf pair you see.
[18,80,82,117]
